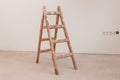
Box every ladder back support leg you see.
[45,15,59,75]
[53,7,60,52]
[58,6,78,69]
[36,14,44,63]
[36,6,78,75]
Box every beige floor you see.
[0,51,120,80]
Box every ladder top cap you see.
[42,5,60,9]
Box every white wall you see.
[0,0,120,54]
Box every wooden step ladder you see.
[36,6,78,75]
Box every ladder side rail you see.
[36,9,45,63]
[53,6,60,51]
[58,6,78,70]
[44,6,59,75]
[58,6,73,53]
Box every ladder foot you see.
[74,66,78,70]
[36,58,39,63]
[55,69,59,75]
[71,55,78,70]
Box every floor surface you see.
[0,51,120,80]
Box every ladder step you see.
[56,53,72,59]
[53,39,68,43]
[42,37,54,41]
[49,25,64,29]
[40,49,51,53]
[47,11,60,15]
[43,25,64,29]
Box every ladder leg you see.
[52,27,59,74]
[36,27,43,63]
[64,27,78,70]
[36,15,44,63]
[67,38,78,69]
[51,51,59,75]
[53,13,59,51]
[58,6,78,69]
[48,30,59,75]
[53,28,58,51]
[64,27,78,69]
[45,21,59,75]
[48,32,59,75]
[71,54,78,70]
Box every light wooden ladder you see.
[36,6,78,75]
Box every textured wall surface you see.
[0,0,120,54]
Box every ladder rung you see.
[53,39,68,43]
[40,49,51,53]
[43,25,64,29]
[42,37,54,41]
[56,53,72,59]
[49,25,64,29]
[47,11,60,15]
